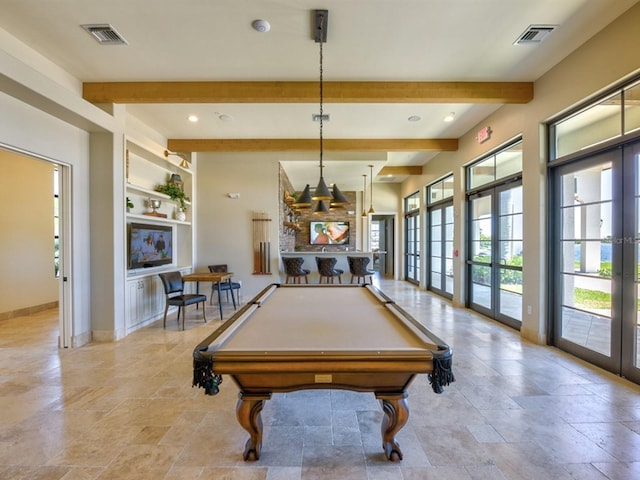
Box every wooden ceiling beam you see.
[167,138,458,153]
[83,81,533,104]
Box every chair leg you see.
[304,275,308,284]
[163,304,169,328]
[202,300,207,323]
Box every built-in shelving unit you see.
[124,140,195,332]
[125,144,193,225]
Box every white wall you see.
[196,152,282,298]
[0,29,125,345]
[0,150,58,313]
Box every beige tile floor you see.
[1,279,640,479]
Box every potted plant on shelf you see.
[126,196,134,213]
[155,181,189,220]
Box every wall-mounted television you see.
[128,222,173,269]
[310,221,350,245]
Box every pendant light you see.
[362,174,368,217]
[330,183,349,209]
[293,184,312,209]
[368,164,375,214]
[312,10,332,206]
[294,10,350,212]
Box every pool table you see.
[192,283,454,462]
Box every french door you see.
[428,202,454,298]
[551,144,640,382]
[405,210,420,284]
[467,181,523,328]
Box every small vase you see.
[175,208,186,222]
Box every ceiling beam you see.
[83,81,533,104]
[379,166,423,176]
[167,138,458,153]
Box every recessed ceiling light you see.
[444,112,455,122]
[408,115,422,122]
[188,115,199,123]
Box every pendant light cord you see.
[319,23,324,177]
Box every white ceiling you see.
[1,0,637,190]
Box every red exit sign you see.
[476,126,492,143]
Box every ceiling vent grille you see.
[312,114,330,122]
[514,25,557,45]
[81,24,128,45]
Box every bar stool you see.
[347,256,375,284]
[282,257,310,284]
[316,256,344,284]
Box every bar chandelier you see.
[293,10,349,214]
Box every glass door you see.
[552,151,620,372]
[497,184,523,323]
[405,210,420,284]
[467,182,523,328]
[428,202,454,298]
[468,192,493,315]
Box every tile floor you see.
[1,279,640,479]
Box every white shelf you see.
[126,183,192,206]
[126,213,191,226]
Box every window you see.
[428,175,454,204]
[468,142,522,190]
[550,77,640,160]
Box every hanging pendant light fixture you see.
[293,184,312,209]
[362,174,368,217]
[368,164,375,214]
[294,10,350,213]
[312,10,332,207]
[330,183,349,209]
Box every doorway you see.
[1,146,70,348]
[371,214,394,278]
[467,181,523,329]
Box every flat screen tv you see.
[128,222,173,269]
[310,221,350,245]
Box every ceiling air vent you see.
[312,114,330,122]
[514,25,557,45]
[81,24,128,45]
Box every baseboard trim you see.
[0,301,59,321]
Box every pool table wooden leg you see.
[236,393,271,461]
[376,392,409,462]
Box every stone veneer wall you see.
[279,163,357,253]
